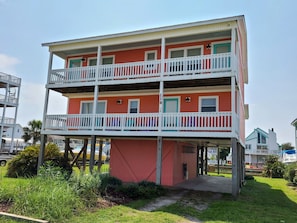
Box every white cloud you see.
[17,82,67,127]
[0,53,20,74]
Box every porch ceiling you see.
[52,77,231,94]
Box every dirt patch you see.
[0,202,12,213]
[138,189,223,223]
[139,189,187,212]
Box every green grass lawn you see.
[160,175,297,223]
[1,165,297,223]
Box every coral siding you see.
[68,92,231,114]
[66,38,231,65]
[110,139,197,186]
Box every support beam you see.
[82,138,88,172]
[97,139,103,171]
[156,136,163,185]
[232,137,239,198]
[64,138,70,160]
[201,147,204,175]
[217,147,220,174]
[89,135,96,173]
[204,147,208,175]
[37,134,47,171]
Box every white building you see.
[2,124,24,139]
[245,128,280,167]
[0,72,22,153]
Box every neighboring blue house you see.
[245,128,280,168]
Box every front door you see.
[69,59,82,68]
[163,98,178,129]
[212,43,231,69]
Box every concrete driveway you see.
[175,175,232,194]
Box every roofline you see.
[291,118,297,126]
[42,15,245,47]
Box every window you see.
[145,51,157,70]
[246,144,251,150]
[88,58,97,66]
[257,132,267,144]
[101,56,114,77]
[102,56,114,65]
[145,51,156,61]
[81,101,106,114]
[169,47,202,72]
[200,97,217,112]
[128,100,139,113]
[170,47,202,58]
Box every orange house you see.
[39,15,248,196]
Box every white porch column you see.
[156,136,163,185]
[96,45,102,81]
[38,52,53,170]
[231,76,236,136]
[91,45,102,130]
[42,52,53,130]
[158,37,165,132]
[92,85,99,131]
[231,27,236,72]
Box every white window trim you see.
[128,99,140,113]
[199,96,219,112]
[168,45,204,58]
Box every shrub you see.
[12,177,82,223]
[262,155,285,178]
[6,143,72,178]
[284,163,297,183]
[117,181,166,199]
[68,172,101,207]
[99,174,122,194]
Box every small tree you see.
[22,120,42,145]
[281,142,294,151]
[284,163,297,184]
[262,155,285,178]
[6,143,71,178]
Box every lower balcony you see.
[43,112,236,138]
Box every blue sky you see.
[0,0,296,145]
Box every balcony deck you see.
[43,112,238,139]
[47,53,235,93]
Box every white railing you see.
[0,94,18,104]
[44,112,232,132]
[48,53,232,85]
[0,116,15,125]
[0,72,21,85]
[164,53,231,75]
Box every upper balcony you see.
[47,53,236,92]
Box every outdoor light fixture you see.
[81,58,86,62]
[206,43,211,50]
[116,99,122,104]
[185,97,191,103]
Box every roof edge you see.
[42,15,245,47]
